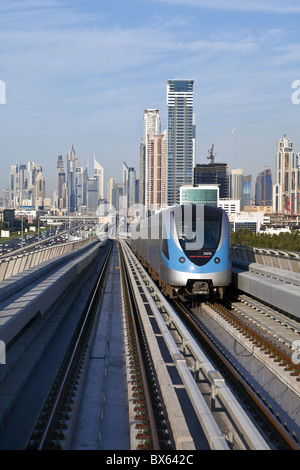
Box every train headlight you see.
[179,257,186,263]
[214,257,220,264]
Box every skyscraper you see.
[94,155,104,202]
[112,182,123,212]
[123,162,137,209]
[8,162,44,208]
[139,109,161,207]
[18,165,28,204]
[273,135,300,214]
[194,162,229,198]
[107,177,114,206]
[75,163,84,210]
[34,172,45,210]
[86,177,99,212]
[27,162,36,203]
[255,169,272,206]
[230,169,244,210]
[8,164,19,208]
[146,130,167,211]
[66,145,76,212]
[56,155,66,209]
[243,174,252,208]
[166,79,195,206]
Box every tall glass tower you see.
[255,169,272,206]
[66,144,76,212]
[167,79,195,206]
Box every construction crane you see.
[207,128,236,164]
[276,139,299,214]
[207,144,215,164]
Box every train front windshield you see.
[175,205,222,266]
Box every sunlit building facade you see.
[167,79,195,206]
[139,109,161,207]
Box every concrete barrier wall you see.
[231,245,300,274]
[0,237,98,281]
[0,241,103,346]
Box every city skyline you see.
[4,130,300,220]
[0,1,300,196]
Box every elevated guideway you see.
[0,237,105,347]
[0,235,101,282]
[231,245,300,319]
[120,240,271,450]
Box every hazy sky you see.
[1,0,300,197]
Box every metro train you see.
[130,204,231,299]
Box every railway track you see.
[26,241,113,450]
[120,240,271,450]
[229,293,300,353]
[211,297,300,380]
[0,240,112,450]
[1,234,299,451]
[178,296,300,449]
[119,242,161,450]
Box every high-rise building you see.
[28,162,43,206]
[273,135,300,214]
[8,162,43,208]
[255,169,272,206]
[123,162,137,209]
[86,177,99,212]
[56,155,66,209]
[34,173,45,210]
[66,144,76,212]
[2,189,9,209]
[27,162,35,203]
[8,165,16,208]
[230,169,244,210]
[65,145,92,213]
[139,109,161,207]
[94,155,104,202]
[8,164,19,208]
[194,162,229,198]
[166,79,195,206]
[112,182,123,212]
[146,130,167,211]
[75,163,84,210]
[243,174,252,208]
[107,177,114,206]
[123,162,129,204]
[18,165,28,204]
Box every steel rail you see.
[118,243,160,451]
[174,299,299,450]
[34,241,113,450]
[122,241,265,450]
[210,301,300,376]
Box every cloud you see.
[152,0,300,14]
[270,44,300,66]
[177,38,257,54]
[0,7,261,114]
[1,0,299,195]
